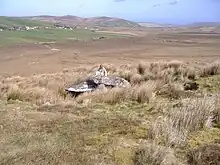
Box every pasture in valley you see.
[0,17,220,165]
[0,28,131,45]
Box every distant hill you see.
[25,15,141,28]
[138,21,220,28]
[185,22,220,27]
[0,16,51,27]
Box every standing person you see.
[95,64,108,76]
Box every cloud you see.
[152,0,179,7]
[79,3,84,8]
[169,0,179,5]
[153,4,161,7]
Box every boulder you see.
[65,74,130,97]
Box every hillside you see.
[0,16,51,28]
[26,15,141,28]
[0,16,134,46]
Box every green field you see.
[0,16,132,45]
[0,16,51,27]
[0,28,131,45]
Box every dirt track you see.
[0,31,220,76]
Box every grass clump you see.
[137,63,146,75]
[114,148,134,165]
[196,75,220,92]
[200,61,220,77]
[213,109,220,128]
[148,96,216,147]
[188,128,220,149]
[156,82,184,100]
[185,67,197,80]
[130,73,144,85]
[167,60,183,69]
[6,88,25,101]
[77,81,156,105]
[187,143,220,165]
[134,143,181,165]
[131,82,156,103]
[6,85,42,102]
[57,86,69,99]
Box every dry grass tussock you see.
[0,60,218,106]
[112,60,188,85]
[127,60,197,86]
[213,94,220,127]
[134,143,182,165]
[187,143,220,165]
[148,96,217,147]
[0,71,87,105]
[200,61,220,77]
[76,81,156,105]
[155,82,185,100]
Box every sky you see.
[0,0,220,24]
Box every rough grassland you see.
[0,60,220,165]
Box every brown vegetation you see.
[148,96,216,147]
[134,143,181,165]
[187,143,220,165]
[200,61,220,77]
[0,60,219,165]
[1,60,216,105]
[0,29,220,165]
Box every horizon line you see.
[1,15,220,26]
